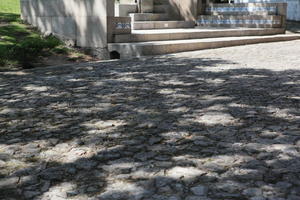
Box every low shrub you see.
[0,35,62,68]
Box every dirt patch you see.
[39,53,97,67]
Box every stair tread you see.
[109,33,300,58]
[115,27,285,43]
[134,21,191,23]
[131,27,283,34]
[208,12,275,15]
[129,13,168,15]
[109,34,300,46]
[129,12,170,22]
[198,15,280,17]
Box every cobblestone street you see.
[1,40,300,200]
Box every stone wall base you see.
[88,48,111,60]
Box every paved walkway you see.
[1,40,300,200]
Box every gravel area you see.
[1,40,300,200]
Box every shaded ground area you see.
[287,21,300,34]
[0,13,96,71]
[0,40,300,200]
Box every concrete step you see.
[129,13,169,21]
[108,34,300,58]
[114,28,285,43]
[208,11,274,16]
[133,21,195,30]
[197,15,283,28]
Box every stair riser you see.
[197,23,282,28]
[133,21,195,30]
[109,36,300,58]
[115,28,285,43]
[207,11,275,16]
[205,3,278,15]
[206,8,277,16]
[130,13,169,21]
[197,16,283,28]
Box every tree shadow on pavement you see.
[0,55,299,200]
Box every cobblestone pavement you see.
[1,40,300,200]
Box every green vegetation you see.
[0,15,64,69]
[0,0,20,22]
[0,0,91,70]
[0,0,20,14]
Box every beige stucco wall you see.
[20,0,115,48]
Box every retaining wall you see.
[20,0,114,51]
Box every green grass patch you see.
[0,12,20,22]
[0,1,65,69]
[0,0,21,22]
[0,0,92,70]
[0,15,63,69]
[0,0,20,14]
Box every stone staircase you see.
[109,1,300,58]
[130,0,195,30]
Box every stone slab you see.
[114,27,286,42]
[129,13,169,21]
[108,34,300,58]
[133,21,195,30]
